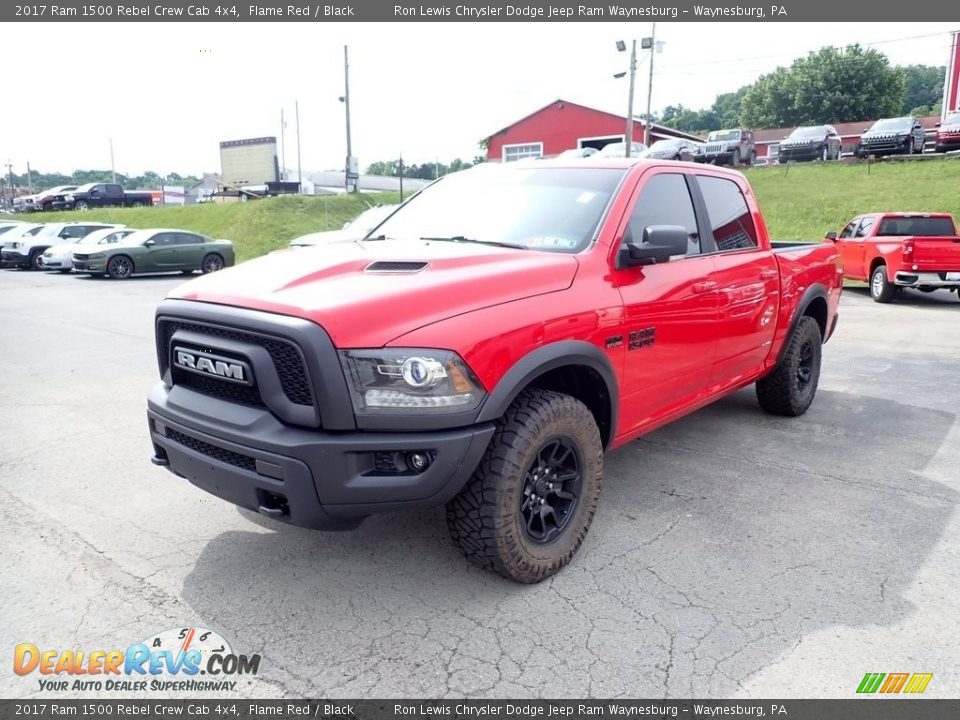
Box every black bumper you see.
[778,146,820,162]
[147,382,495,530]
[1,250,28,267]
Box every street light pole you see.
[343,45,355,193]
[644,23,657,147]
[625,40,637,158]
[295,100,302,194]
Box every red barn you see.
[484,99,703,161]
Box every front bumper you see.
[1,249,28,266]
[778,145,821,162]
[935,135,960,151]
[147,382,495,530]
[72,259,105,273]
[694,151,736,165]
[41,256,69,269]
[858,138,911,155]
[894,271,960,289]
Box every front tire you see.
[106,255,134,279]
[201,253,225,274]
[446,389,604,584]
[730,148,741,167]
[870,264,896,303]
[28,250,44,271]
[756,316,822,417]
[74,200,89,211]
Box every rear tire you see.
[756,316,822,417]
[446,389,603,584]
[201,253,224,274]
[870,264,896,303]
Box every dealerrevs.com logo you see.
[14,627,261,692]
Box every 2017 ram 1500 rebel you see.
[826,212,960,302]
[147,160,843,583]
[50,183,154,211]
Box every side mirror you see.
[144,239,155,247]
[824,231,837,241]
[617,225,690,268]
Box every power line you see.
[657,30,953,72]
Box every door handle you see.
[760,269,777,280]
[692,280,718,293]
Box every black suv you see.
[778,125,842,162]
[857,116,926,157]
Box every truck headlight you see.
[339,348,484,413]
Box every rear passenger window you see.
[854,219,874,237]
[697,175,758,251]
[628,173,700,255]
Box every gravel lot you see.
[1,269,958,699]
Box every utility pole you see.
[280,108,287,181]
[398,154,403,202]
[26,162,32,193]
[342,45,355,193]
[625,39,637,157]
[5,160,14,211]
[644,23,657,148]
[295,100,302,194]
[110,139,116,184]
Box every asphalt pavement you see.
[1,269,957,699]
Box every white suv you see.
[1,222,123,270]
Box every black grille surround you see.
[158,319,314,407]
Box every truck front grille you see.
[159,319,314,407]
[166,428,257,472]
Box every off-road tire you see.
[446,388,604,583]
[730,148,741,167]
[870,264,896,303]
[756,316,822,417]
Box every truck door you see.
[849,217,875,279]
[692,173,780,387]
[835,217,864,279]
[610,169,719,435]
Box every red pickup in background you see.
[826,212,960,303]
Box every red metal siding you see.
[486,101,646,161]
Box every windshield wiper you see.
[419,236,527,250]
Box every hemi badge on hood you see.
[173,346,253,386]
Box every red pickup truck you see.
[826,212,960,303]
[147,160,842,582]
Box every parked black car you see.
[695,129,756,166]
[778,125,842,162]
[857,116,925,157]
[641,138,702,161]
[50,183,154,211]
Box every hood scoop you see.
[365,261,429,273]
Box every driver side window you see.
[854,218,874,238]
[839,219,860,239]
[627,173,700,256]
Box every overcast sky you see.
[1,22,956,178]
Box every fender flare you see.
[776,283,829,365]
[475,341,619,443]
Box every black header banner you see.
[2,0,957,22]
[2,699,959,719]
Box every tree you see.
[740,45,905,127]
[901,65,944,115]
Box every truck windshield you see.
[369,165,626,253]
[707,130,740,141]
